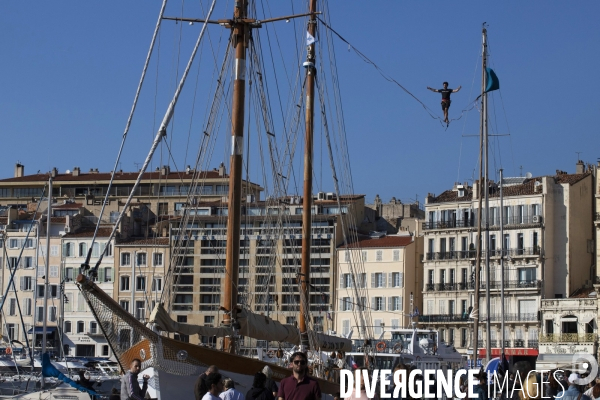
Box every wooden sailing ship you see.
[75,0,368,398]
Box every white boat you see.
[345,326,464,372]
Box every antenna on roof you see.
[576,151,582,161]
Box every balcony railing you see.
[418,313,537,323]
[539,333,597,343]
[424,248,540,262]
[422,215,542,231]
[426,280,541,292]
[422,219,475,230]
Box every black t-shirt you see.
[439,88,453,100]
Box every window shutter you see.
[340,274,345,289]
[388,297,393,311]
[399,273,404,288]
[339,298,343,311]
[381,297,386,311]
[382,273,386,288]
[388,272,393,288]
[99,268,105,282]
[371,273,376,288]
[350,297,354,311]
[19,277,24,290]
[399,296,403,311]
[371,297,375,310]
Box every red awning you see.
[478,348,539,357]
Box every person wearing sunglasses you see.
[277,352,321,400]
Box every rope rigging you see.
[316,16,485,130]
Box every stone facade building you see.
[419,164,594,364]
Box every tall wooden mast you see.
[472,24,488,368]
[224,0,249,353]
[299,0,318,350]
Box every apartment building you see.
[419,164,593,364]
[114,237,170,345]
[335,232,423,340]
[61,228,115,357]
[0,163,261,222]
[164,193,366,347]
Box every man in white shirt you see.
[202,372,224,400]
[220,379,244,400]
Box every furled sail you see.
[236,308,301,344]
[149,304,233,337]
[237,309,352,352]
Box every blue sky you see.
[1,1,598,205]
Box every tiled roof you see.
[570,286,596,298]
[339,235,413,249]
[0,170,227,183]
[429,172,590,204]
[556,173,590,185]
[50,217,66,223]
[117,237,169,246]
[63,227,113,238]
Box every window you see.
[102,345,109,356]
[286,316,297,325]
[120,276,130,291]
[376,250,383,261]
[393,250,400,261]
[64,321,72,333]
[374,297,385,311]
[461,329,467,347]
[518,268,536,283]
[391,319,399,329]
[136,301,145,319]
[136,253,147,267]
[358,273,366,288]
[341,273,352,289]
[152,277,162,292]
[101,267,112,282]
[8,257,18,269]
[440,269,446,284]
[37,266,44,277]
[449,300,455,315]
[373,273,384,288]
[77,321,85,334]
[462,268,468,284]
[65,267,74,281]
[50,265,59,278]
[374,319,383,335]
[449,269,455,284]
[50,245,59,256]
[342,320,350,336]
[344,251,350,262]
[49,307,57,322]
[362,251,367,262]
[24,298,32,316]
[490,235,496,254]
[7,324,16,341]
[392,272,403,288]
[517,233,524,254]
[50,285,58,298]
[428,270,434,285]
[91,243,100,258]
[390,296,402,311]
[449,329,455,345]
[64,242,74,257]
[23,256,33,269]
[120,300,129,312]
[121,253,131,266]
[153,253,163,266]
[19,276,33,291]
[36,306,44,322]
[461,300,467,316]
[136,276,146,291]
[37,285,45,298]
[64,294,72,312]
[426,300,434,315]
[9,298,16,316]
[79,243,87,257]
[428,238,435,254]
[341,297,352,311]
[77,293,86,311]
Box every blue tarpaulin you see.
[485,67,500,92]
[41,353,99,396]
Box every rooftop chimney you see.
[14,163,24,178]
[218,162,226,177]
[72,167,80,177]
[51,167,58,178]
[576,160,585,174]
[160,165,170,176]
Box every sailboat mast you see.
[41,176,52,389]
[299,0,317,350]
[482,26,491,365]
[223,0,249,353]
[472,25,487,369]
